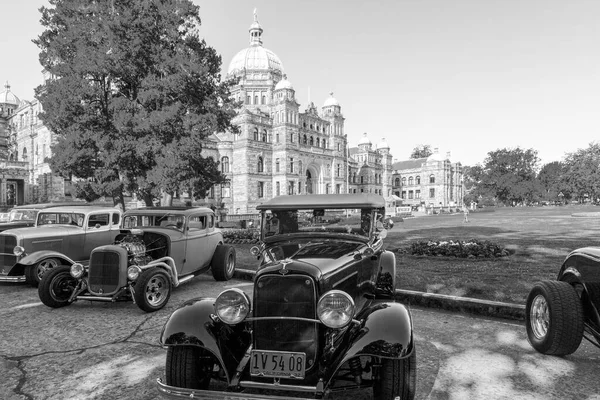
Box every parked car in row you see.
[38,207,236,312]
[0,202,86,233]
[526,247,600,355]
[156,194,416,400]
[0,205,122,286]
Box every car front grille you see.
[0,234,17,270]
[88,250,121,294]
[253,274,318,370]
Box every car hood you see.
[258,240,364,278]
[0,222,33,232]
[1,225,82,239]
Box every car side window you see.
[112,213,120,226]
[207,215,214,228]
[188,216,207,232]
[88,213,109,229]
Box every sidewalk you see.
[234,268,526,321]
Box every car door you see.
[82,212,113,259]
[182,213,211,275]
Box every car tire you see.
[525,280,584,355]
[166,346,214,390]
[38,266,76,308]
[373,348,416,400]
[26,258,59,287]
[211,245,236,281]
[134,268,172,312]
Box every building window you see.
[208,186,215,199]
[246,95,250,104]
[276,181,280,196]
[303,135,307,144]
[394,177,400,186]
[360,176,364,184]
[298,181,302,194]
[401,191,406,199]
[221,182,231,198]
[258,182,264,198]
[254,95,258,104]
[337,143,341,152]
[416,176,421,185]
[401,177,406,185]
[316,138,320,147]
[288,181,294,195]
[253,128,259,141]
[257,157,264,173]
[337,164,341,177]
[290,158,294,173]
[262,94,266,104]
[262,130,267,142]
[290,133,294,143]
[336,184,341,194]
[309,136,314,146]
[429,174,435,184]
[298,160,303,174]
[408,176,413,185]
[275,158,280,172]
[416,190,421,199]
[429,188,435,198]
[408,190,414,199]
[276,133,279,143]
[326,184,331,194]
[221,156,229,173]
[22,147,28,161]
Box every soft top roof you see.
[37,205,120,214]
[11,202,90,210]
[257,194,386,211]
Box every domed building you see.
[205,12,350,215]
[0,81,63,206]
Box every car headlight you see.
[13,246,25,256]
[317,290,355,329]
[70,263,85,278]
[127,266,142,281]
[215,288,251,325]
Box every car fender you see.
[159,298,250,382]
[375,250,396,297]
[7,251,77,275]
[328,301,413,385]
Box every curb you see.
[234,268,525,321]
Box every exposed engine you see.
[118,233,153,266]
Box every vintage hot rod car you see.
[38,206,236,312]
[0,205,122,286]
[0,202,87,233]
[156,194,416,400]
[526,247,600,355]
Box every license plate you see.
[249,350,306,379]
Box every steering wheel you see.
[164,223,178,228]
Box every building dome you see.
[323,92,339,107]
[358,132,372,146]
[274,75,293,90]
[378,138,390,149]
[227,11,284,76]
[0,82,20,106]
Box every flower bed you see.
[222,228,260,244]
[405,239,509,258]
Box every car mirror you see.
[383,218,394,230]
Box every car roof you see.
[256,194,386,210]
[123,207,213,216]
[11,202,90,210]
[37,205,121,213]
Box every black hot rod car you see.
[156,194,416,399]
[526,247,600,355]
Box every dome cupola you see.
[0,82,20,107]
[323,92,339,107]
[378,138,390,150]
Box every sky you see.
[1,0,599,167]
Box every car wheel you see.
[211,245,236,281]
[134,268,171,312]
[525,280,584,355]
[26,258,59,287]
[166,346,214,390]
[38,266,76,308]
[373,349,416,400]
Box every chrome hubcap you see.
[226,254,235,275]
[37,259,57,280]
[145,275,169,306]
[530,294,549,339]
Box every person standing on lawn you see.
[462,205,470,223]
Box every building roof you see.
[392,158,428,170]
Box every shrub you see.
[407,239,509,258]
[222,228,260,243]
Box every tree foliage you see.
[560,143,600,203]
[410,144,433,159]
[480,148,540,205]
[35,0,238,207]
[537,161,563,202]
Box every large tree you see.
[35,0,238,208]
[537,161,563,203]
[410,144,433,159]
[561,143,600,203]
[481,148,540,205]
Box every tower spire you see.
[249,9,263,46]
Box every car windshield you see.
[37,212,86,226]
[263,207,380,238]
[123,214,185,230]
[8,209,37,222]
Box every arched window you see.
[275,158,280,172]
[316,138,320,147]
[408,176,414,185]
[262,129,267,142]
[298,160,303,174]
[309,136,314,146]
[258,181,264,198]
[262,95,266,104]
[276,181,280,196]
[416,176,421,184]
[303,134,307,144]
[253,128,259,141]
[429,174,435,184]
[394,178,400,186]
[254,95,258,104]
[221,156,229,173]
[22,147,28,161]
[402,177,407,185]
[257,157,264,173]
[289,158,294,173]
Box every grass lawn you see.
[233,204,600,305]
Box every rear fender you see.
[328,301,413,385]
[8,251,76,275]
[560,250,600,330]
[159,298,250,382]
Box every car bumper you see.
[0,274,25,283]
[156,379,316,400]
